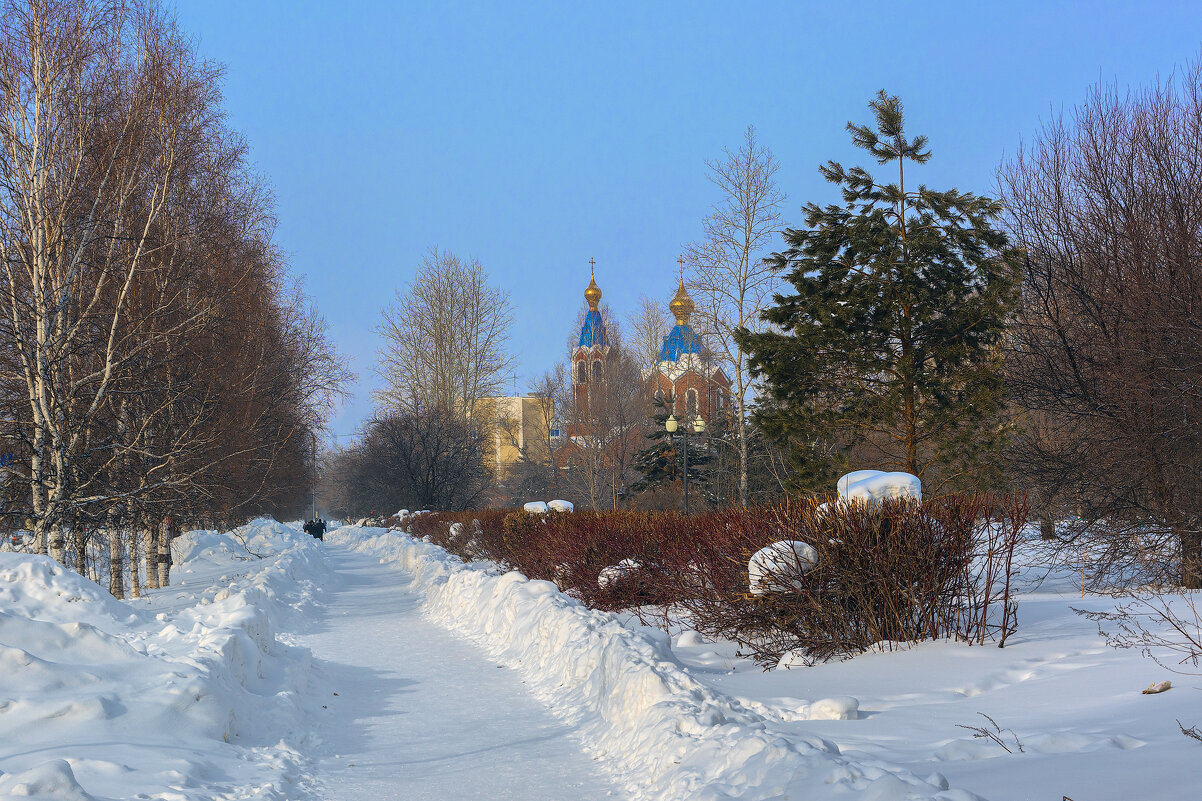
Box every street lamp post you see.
[665,411,706,515]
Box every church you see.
[475,260,731,502]
[570,260,730,427]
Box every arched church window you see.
[577,360,587,384]
[593,360,603,382]
[687,388,698,415]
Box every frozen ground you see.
[0,519,1197,799]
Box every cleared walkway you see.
[297,545,621,800]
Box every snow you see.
[0,520,324,799]
[2,516,1197,800]
[523,499,574,513]
[838,470,922,503]
[747,540,819,595]
[598,557,642,588]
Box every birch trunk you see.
[127,529,140,598]
[48,524,64,564]
[107,526,123,599]
[156,517,171,587]
[143,527,159,590]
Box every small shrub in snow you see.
[664,494,1028,665]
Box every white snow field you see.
[1,519,1197,800]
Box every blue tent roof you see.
[578,310,607,348]
[658,323,703,362]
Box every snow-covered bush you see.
[547,499,574,513]
[523,501,551,514]
[666,495,1028,665]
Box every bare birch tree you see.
[684,126,786,507]
[377,248,516,418]
[626,295,671,378]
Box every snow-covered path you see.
[298,545,620,801]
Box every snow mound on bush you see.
[838,470,922,503]
[548,499,575,513]
[523,501,551,514]
[748,540,818,595]
[332,526,982,801]
[597,558,642,588]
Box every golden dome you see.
[669,278,694,325]
[584,274,602,311]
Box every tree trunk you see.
[48,524,64,564]
[128,530,141,598]
[157,517,171,588]
[74,526,88,575]
[108,525,124,600]
[143,527,159,590]
[1040,516,1056,540]
[1179,525,1202,590]
[736,398,749,508]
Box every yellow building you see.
[474,395,555,481]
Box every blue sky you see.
[172,1,1202,440]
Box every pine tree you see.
[738,91,1018,492]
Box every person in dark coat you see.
[304,518,326,541]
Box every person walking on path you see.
[304,518,327,541]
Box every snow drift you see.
[0,519,325,801]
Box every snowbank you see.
[0,519,324,800]
[331,526,982,801]
[523,501,551,514]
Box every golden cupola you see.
[669,257,694,325]
[584,274,602,311]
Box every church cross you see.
[678,254,685,281]
[589,257,596,278]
